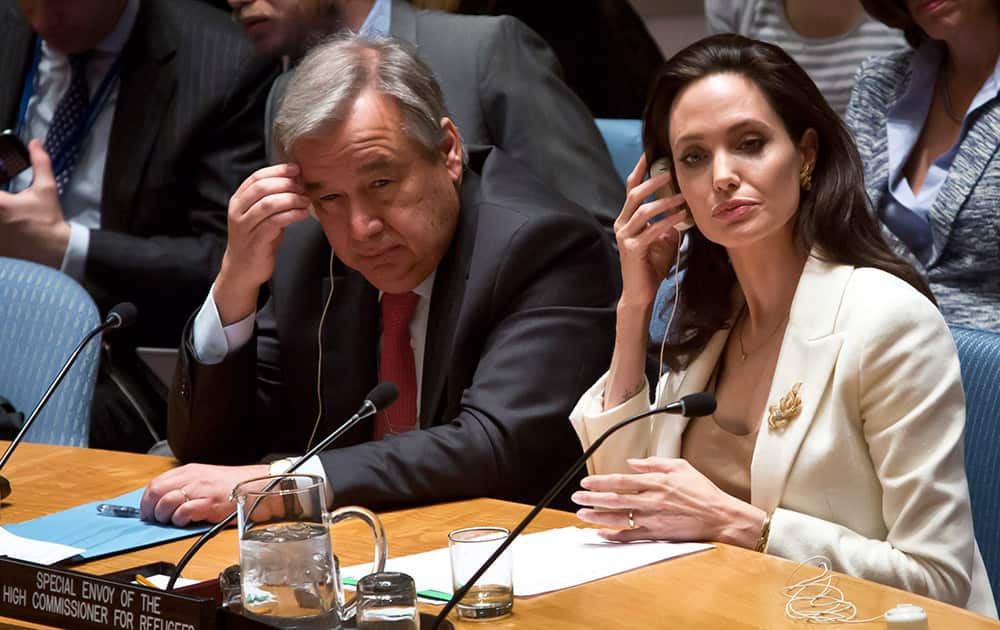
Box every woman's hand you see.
[602,155,691,410]
[571,457,766,547]
[615,154,689,308]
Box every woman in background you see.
[570,34,995,616]
[706,0,907,115]
[847,0,1000,331]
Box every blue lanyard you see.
[14,39,42,139]
[16,37,123,179]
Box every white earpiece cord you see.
[658,235,684,382]
[305,248,336,452]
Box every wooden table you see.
[1,442,997,629]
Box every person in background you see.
[568,34,995,617]
[140,36,618,525]
[0,0,275,451]
[227,0,625,233]
[706,0,908,116]
[847,0,1000,331]
[419,0,666,119]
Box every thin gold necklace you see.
[938,70,964,124]
[737,305,789,361]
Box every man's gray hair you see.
[273,35,456,162]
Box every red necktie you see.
[375,292,420,440]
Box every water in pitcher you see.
[240,522,340,629]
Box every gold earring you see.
[799,165,813,191]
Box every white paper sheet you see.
[0,527,85,565]
[142,574,201,590]
[342,526,712,599]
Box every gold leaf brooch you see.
[767,382,802,431]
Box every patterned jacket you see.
[846,49,1000,331]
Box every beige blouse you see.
[680,365,759,503]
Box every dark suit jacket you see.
[454,0,665,119]
[266,0,624,233]
[0,0,276,347]
[169,146,620,510]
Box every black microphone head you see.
[367,382,399,412]
[106,302,138,329]
[680,392,716,417]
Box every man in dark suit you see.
[452,0,666,119]
[139,36,618,524]
[0,0,276,450]
[229,0,625,233]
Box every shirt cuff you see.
[59,223,89,280]
[190,286,255,364]
[568,372,653,475]
[295,455,335,508]
[569,372,652,444]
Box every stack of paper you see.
[0,528,84,564]
[342,526,712,599]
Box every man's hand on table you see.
[140,463,269,526]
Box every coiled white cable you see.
[782,556,884,624]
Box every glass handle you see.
[326,506,387,621]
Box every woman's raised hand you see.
[614,154,689,308]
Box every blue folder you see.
[6,488,213,561]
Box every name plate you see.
[0,557,216,630]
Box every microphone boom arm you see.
[429,402,682,628]
[0,322,109,471]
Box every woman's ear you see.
[799,128,819,172]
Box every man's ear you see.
[799,128,818,172]
[439,117,463,183]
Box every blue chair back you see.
[951,324,1000,609]
[0,258,100,446]
[594,118,643,184]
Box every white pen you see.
[96,503,141,518]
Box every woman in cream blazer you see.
[570,34,995,618]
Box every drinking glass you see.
[356,571,419,629]
[447,527,513,620]
[233,474,386,629]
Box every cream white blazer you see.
[570,255,996,618]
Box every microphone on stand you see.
[0,302,138,499]
[165,381,400,590]
[429,392,717,629]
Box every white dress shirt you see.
[10,0,139,279]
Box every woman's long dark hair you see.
[645,34,933,371]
